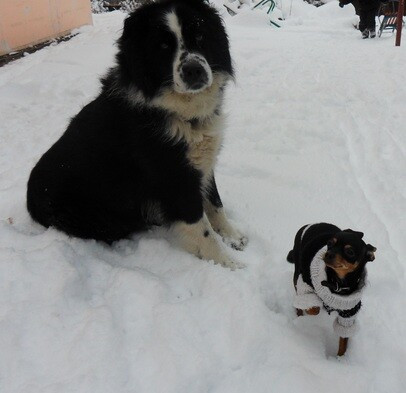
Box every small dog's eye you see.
[345,248,355,258]
[161,42,169,49]
[196,34,203,42]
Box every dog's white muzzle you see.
[174,52,213,94]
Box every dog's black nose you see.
[325,251,335,261]
[181,61,208,89]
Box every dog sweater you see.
[293,246,367,338]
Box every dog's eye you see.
[345,247,355,258]
[160,42,169,50]
[327,239,336,248]
[196,34,203,42]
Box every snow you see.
[1,2,406,392]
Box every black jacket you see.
[340,0,381,11]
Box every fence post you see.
[395,0,404,46]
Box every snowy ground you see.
[1,2,405,392]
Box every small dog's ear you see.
[366,244,377,261]
[343,229,364,238]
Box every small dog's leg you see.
[172,215,244,270]
[306,307,320,315]
[337,337,349,356]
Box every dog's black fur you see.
[27,0,234,246]
[287,223,376,296]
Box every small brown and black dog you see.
[287,223,376,356]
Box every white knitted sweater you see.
[293,246,367,337]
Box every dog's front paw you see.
[223,233,248,251]
[224,259,246,271]
[216,254,246,270]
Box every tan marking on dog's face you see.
[324,254,360,279]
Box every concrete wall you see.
[0,0,93,55]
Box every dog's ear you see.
[366,244,377,261]
[120,2,155,43]
[343,229,364,238]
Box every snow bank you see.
[1,6,405,393]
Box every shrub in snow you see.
[91,0,154,14]
[91,0,107,13]
[120,0,154,13]
[303,0,325,6]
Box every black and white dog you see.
[27,0,247,269]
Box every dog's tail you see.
[287,250,295,263]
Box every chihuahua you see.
[287,222,376,356]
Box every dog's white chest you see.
[187,131,221,183]
[169,114,223,186]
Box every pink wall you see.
[0,0,93,55]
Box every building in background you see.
[0,0,92,56]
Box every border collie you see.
[27,0,247,269]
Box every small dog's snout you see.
[181,61,208,89]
